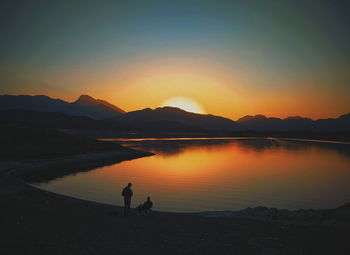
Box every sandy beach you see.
[1,150,349,255]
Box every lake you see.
[33,138,350,212]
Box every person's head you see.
[147,196,151,201]
[128,183,132,187]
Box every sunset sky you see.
[1,0,349,120]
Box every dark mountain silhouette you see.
[107,106,241,132]
[238,114,268,123]
[314,113,350,132]
[237,113,350,132]
[237,114,313,131]
[0,94,124,120]
[0,109,106,129]
[0,120,130,161]
[1,94,348,134]
[0,109,135,139]
[75,95,125,114]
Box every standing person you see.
[121,183,133,217]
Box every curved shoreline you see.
[1,148,350,254]
[0,149,154,192]
[0,147,348,228]
[27,181,350,228]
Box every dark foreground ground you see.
[1,187,349,255]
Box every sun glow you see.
[161,97,206,114]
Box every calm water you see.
[33,138,350,212]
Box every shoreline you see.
[3,186,348,255]
[1,149,350,254]
[26,179,350,229]
[101,136,350,144]
[1,147,348,225]
[28,180,350,229]
[0,149,154,192]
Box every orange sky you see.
[16,57,348,121]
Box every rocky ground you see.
[200,204,350,229]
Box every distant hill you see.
[314,113,350,132]
[237,113,350,132]
[0,120,130,160]
[0,109,106,129]
[74,95,125,114]
[0,94,124,120]
[107,106,241,132]
[237,114,313,131]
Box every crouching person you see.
[136,196,153,215]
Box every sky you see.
[0,0,349,120]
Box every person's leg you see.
[124,198,130,217]
[124,199,131,217]
[124,202,127,217]
[128,203,131,216]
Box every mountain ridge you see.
[107,106,241,132]
[1,94,349,133]
[237,113,349,132]
[0,94,124,120]
[75,95,125,114]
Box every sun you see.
[161,97,206,114]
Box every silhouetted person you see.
[136,196,153,215]
[143,196,153,214]
[121,183,133,217]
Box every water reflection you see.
[34,138,350,212]
[118,138,350,157]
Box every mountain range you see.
[106,107,240,132]
[237,114,350,132]
[0,94,349,134]
[0,94,124,120]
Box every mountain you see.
[107,106,241,133]
[0,94,124,120]
[237,114,267,123]
[0,109,106,129]
[314,113,350,132]
[74,95,125,114]
[237,115,282,131]
[0,120,129,161]
[237,114,314,131]
[237,113,350,132]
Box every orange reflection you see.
[37,139,350,212]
